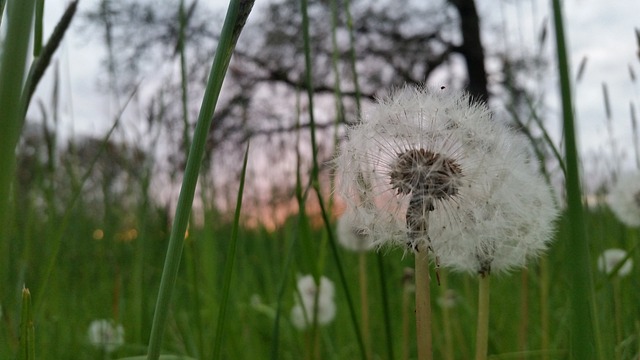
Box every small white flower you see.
[598,248,633,277]
[290,275,336,330]
[335,86,558,275]
[87,319,124,353]
[607,172,640,227]
[336,210,374,252]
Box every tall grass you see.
[2,0,639,359]
[0,0,35,251]
[551,0,598,358]
[146,0,254,358]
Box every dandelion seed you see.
[290,275,336,330]
[598,248,633,277]
[87,319,124,353]
[608,172,640,227]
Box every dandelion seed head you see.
[290,275,336,330]
[608,172,640,227]
[290,300,337,330]
[87,319,124,353]
[598,248,633,277]
[337,210,374,252]
[336,85,558,274]
[389,148,463,202]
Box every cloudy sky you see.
[28,0,640,180]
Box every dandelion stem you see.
[415,247,433,360]
[402,270,412,360]
[518,269,529,355]
[540,257,550,360]
[613,279,623,360]
[475,274,490,360]
[440,272,455,360]
[359,253,372,359]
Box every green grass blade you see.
[146,1,254,359]
[0,0,7,27]
[550,0,597,358]
[22,0,78,115]
[178,0,192,153]
[33,0,44,56]
[299,0,366,356]
[269,225,298,360]
[376,252,395,360]
[19,287,35,360]
[34,90,135,312]
[212,143,250,359]
[0,0,35,253]
[343,0,362,117]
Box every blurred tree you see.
[82,0,549,219]
[16,122,151,223]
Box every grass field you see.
[1,0,640,359]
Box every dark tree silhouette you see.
[82,0,549,217]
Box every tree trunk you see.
[449,0,489,103]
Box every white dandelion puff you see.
[336,209,374,252]
[290,275,336,330]
[598,248,633,277]
[607,172,640,227]
[434,162,559,274]
[335,85,558,275]
[87,319,124,353]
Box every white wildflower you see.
[336,209,374,252]
[87,319,124,353]
[598,248,633,277]
[290,275,336,330]
[607,172,640,227]
[335,86,558,275]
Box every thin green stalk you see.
[34,91,135,312]
[0,0,7,26]
[629,102,639,170]
[146,1,254,358]
[34,0,44,56]
[358,253,371,359]
[415,249,433,360]
[612,279,622,360]
[178,0,192,152]
[212,143,250,359]
[177,3,203,355]
[518,269,529,357]
[19,287,35,360]
[184,238,204,358]
[440,272,454,360]
[550,0,597,358]
[343,0,362,117]
[474,275,490,360]
[269,220,298,360]
[540,257,550,360]
[299,0,366,356]
[402,271,411,360]
[22,0,78,116]
[329,0,345,127]
[0,0,36,254]
[376,252,395,360]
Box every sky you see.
[23,0,640,189]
